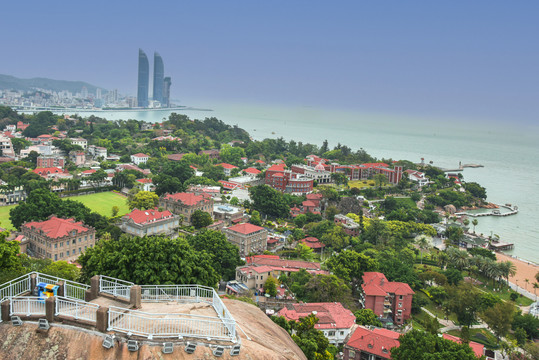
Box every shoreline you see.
[496,252,538,293]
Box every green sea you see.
[49,102,539,263]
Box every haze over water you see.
[58,103,539,263]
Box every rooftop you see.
[226,223,265,235]
[346,326,400,359]
[277,302,356,330]
[23,216,92,239]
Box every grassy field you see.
[349,179,376,189]
[68,191,129,217]
[0,204,16,230]
[0,192,129,231]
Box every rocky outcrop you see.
[0,299,307,360]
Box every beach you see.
[496,252,538,293]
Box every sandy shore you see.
[496,252,538,288]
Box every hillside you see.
[0,299,307,360]
[0,74,105,94]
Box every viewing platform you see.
[456,204,518,218]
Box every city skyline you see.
[0,2,537,124]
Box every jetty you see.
[439,162,484,172]
[456,204,518,218]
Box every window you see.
[328,331,335,336]
[348,350,355,358]
[79,247,81,253]
[54,254,58,261]
[399,295,403,300]
[73,239,76,244]
[60,242,63,247]
[398,302,402,308]
[66,241,69,246]
[66,251,69,256]
[54,243,57,249]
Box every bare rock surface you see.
[0,299,307,360]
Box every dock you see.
[456,204,518,218]
[439,163,484,172]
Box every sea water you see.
[50,102,539,263]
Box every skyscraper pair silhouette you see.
[137,49,171,108]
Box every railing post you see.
[45,296,55,322]
[30,273,37,295]
[56,281,65,297]
[96,306,109,333]
[130,285,141,309]
[1,299,10,321]
[87,275,100,301]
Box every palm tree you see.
[498,261,516,287]
[524,279,530,291]
[415,235,432,264]
[446,247,469,271]
[533,283,538,300]
[472,219,478,233]
[463,218,470,232]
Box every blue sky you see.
[1,1,537,124]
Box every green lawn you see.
[349,180,376,189]
[447,328,499,349]
[67,191,130,217]
[0,204,17,230]
[0,192,129,231]
[394,197,417,208]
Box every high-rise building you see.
[96,88,102,99]
[153,52,164,105]
[137,49,149,107]
[163,77,172,108]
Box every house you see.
[120,208,179,237]
[21,216,96,262]
[130,153,149,165]
[222,223,268,257]
[277,302,356,345]
[235,255,329,291]
[33,167,66,179]
[213,204,244,225]
[300,237,326,252]
[0,135,15,158]
[16,121,30,131]
[37,155,65,168]
[343,326,400,360]
[167,153,186,161]
[116,163,151,175]
[69,150,86,166]
[265,164,314,195]
[159,192,213,225]
[88,145,107,159]
[404,169,428,187]
[241,167,261,178]
[198,149,220,160]
[69,137,88,149]
[217,163,239,177]
[136,178,155,192]
[360,272,414,326]
[334,214,360,236]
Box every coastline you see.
[496,252,538,295]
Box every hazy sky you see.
[1,1,537,124]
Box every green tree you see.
[374,173,388,189]
[78,235,220,286]
[481,301,515,342]
[304,274,352,305]
[512,312,539,340]
[111,206,120,217]
[295,243,314,261]
[320,225,350,250]
[187,230,242,280]
[472,218,478,233]
[464,182,487,200]
[326,250,378,294]
[42,261,81,281]
[264,276,278,297]
[219,144,246,166]
[190,209,213,229]
[250,210,262,226]
[293,214,308,228]
[354,309,382,327]
[128,190,159,210]
[250,185,289,218]
[0,230,24,283]
[447,282,482,327]
[390,329,480,360]
[153,174,185,196]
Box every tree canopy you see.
[78,235,220,287]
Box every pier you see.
[439,162,484,172]
[456,204,518,218]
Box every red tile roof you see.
[136,178,153,184]
[132,153,149,157]
[167,153,185,161]
[302,200,316,207]
[217,163,238,169]
[23,216,92,239]
[300,237,325,249]
[362,272,415,297]
[33,167,65,177]
[218,180,240,190]
[306,193,323,200]
[277,302,356,330]
[126,208,175,224]
[442,334,484,358]
[267,164,286,172]
[346,326,400,359]
[164,192,208,206]
[227,223,265,235]
[243,167,261,175]
[361,163,390,168]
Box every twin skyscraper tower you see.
[137,49,171,108]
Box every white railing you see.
[140,285,214,304]
[108,306,235,340]
[213,291,236,338]
[0,273,31,300]
[55,296,99,323]
[10,296,46,316]
[35,273,89,301]
[99,276,133,300]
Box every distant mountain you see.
[0,74,106,94]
